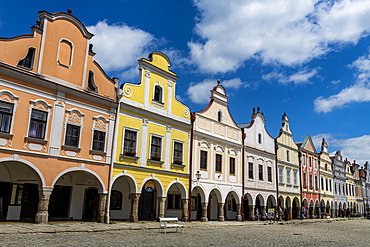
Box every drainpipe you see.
[189,113,195,222]
[105,85,121,224]
[318,156,321,219]
[241,129,246,221]
[298,151,302,219]
[275,140,279,217]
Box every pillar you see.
[97,193,107,223]
[249,205,255,221]
[201,203,208,222]
[218,203,225,221]
[236,204,242,221]
[260,206,266,221]
[158,197,166,218]
[182,199,189,222]
[288,208,292,220]
[310,207,314,218]
[331,208,334,217]
[130,193,140,223]
[35,186,53,224]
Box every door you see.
[20,184,39,219]
[138,188,156,220]
[49,185,71,218]
[83,188,99,220]
[0,182,11,219]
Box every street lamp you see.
[196,171,201,181]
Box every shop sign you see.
[145,181,154,192]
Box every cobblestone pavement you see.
[0,218,370,246]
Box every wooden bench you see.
[158,217,185,234]
[326,216,332,222]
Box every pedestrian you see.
[255,208,259,221]
[279,206,283,221]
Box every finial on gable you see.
[67,9,72,14]
[257,107,260,113]
[253,108,255,114]
[217,79,220,85]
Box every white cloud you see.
[312,133,370,165]
[186,78,248,104]
[331,80,341,85]
[314,53,370,113]
[87,20,155,79]
[188,0,370,74]
[263,68,318,84]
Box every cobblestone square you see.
[1,219,370,246]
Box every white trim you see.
[121,126,140,155]
[165,180,188,199]
[172,139,185,165]
[51,166,107,193]
[63,108,85,149]
[111,171,138,194]
[0,90,19,134]
[82,41,89,89]
[37,19,47,74]
[149,133,164,161]
[26,99,52,141]
[139,176,165,197]
[17,47,37,70]
[0,156,46,186]
[90,115,109,152]
[56,38,74,69]
[152,82,164,104]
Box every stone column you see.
[261,206,266,221]
[322,206,326,218]
[236,204,242,221]
[97,193,107,223]
[309,207,314,218]
[331,208,334,217]
[249,205,255,221]
[218,203,225,221]
[288,208,292,220]
[201,203,208,222]
[182,199,189,222]
[35,186,53,224]
[158,197,166,218]
[296,207,301,219]
[130,193,140,223]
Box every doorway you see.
[138,187,157,220]
[83,188,99,220]
[49,185,72,218]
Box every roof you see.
[238,123,251,128]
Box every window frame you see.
[0,90,18,136]
[293,170,298,186]
[258,133,262,144]
[109,190,123,210]
[215,154,222,173]
[0,100,14,134]
[122,127,139,156]
[267,166,272,182]
[279,166,284,183]
[258,164,263,181]
[248,162,254,179]
[286,168,291,185]
[173,140,184,164]
[200,150,207,170]
[63,109,84,150]
[26,99,52,142]
[149,134,164,160]
[286,150,290,162]
[90,115,109,155]
[87,70,99,92]
[57,38,74,69]
[17,47,36,70]
[229,157,235,175]
[303,171,307,187]
[153,83,164,104]
[167,193,182,210]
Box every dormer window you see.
[17,47,36,69]
[87,71,98,92]
[154,85,162,102]
[218,110,222,122]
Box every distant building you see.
[352,160,363,215]
[239,107,277,221]
[276,113,300,220]
[190,80,242,222]
[332,151,348,217]
[346,160,356,214]
[362,162,370,215]
[0,10,117,223]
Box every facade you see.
[0,10,117,223]
[362,162,370,215]
[352,161,363,215]
[190,80,242,222]
[109,51,191,222]
[332,151,348,217]
[297,136,319,218]
[345,160,356,214]
[239,107,277,221]
[318,138,334,217]
[276,113,300,220]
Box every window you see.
[286,150,290,162]
[286,168,291,185]
[315,175,318,189]
[258,133,262,144]
[267,167,272,182]
[28,109,47,139]
[325,163,328,171]
[92,130,106,151]
[302,155,306,166]
[218,110,222,122]
[154,85,162,102]
[309,174,313,188]
[248,163,254,179]
[279,167,284,183]
[150,136,162,159]
[123,130,137,154]
[334,183,337,194]
[339,184,341,194]
[314,159,317,169]
[309,157,312,168]
[17,47,35,69]
[200,151,207,169]
[294,170,298,186]
[110,190,122,210]
[57,39,73,68]
[173,142,183,163]
[0,101,13,133]
[303,171,307,187]
[87,71,98,92]
[259,165,263,181]
[215,154,222,172]
[229,157,235,175]
[346,184,349,195]
[65,124,80,147]
[167,194,181,210]
[329,180,332,191]
[321,177,324,190]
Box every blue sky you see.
[2,0,370,164]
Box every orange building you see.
[0,10,117,223]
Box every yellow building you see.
[108,52,191,222]
[346,160,356,213]
[276,113,300,220]
[318,138,334,217]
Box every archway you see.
[0,160,45,221]
[285,196,291,220]
[315,200,320,218]
[326,200,330,215]
[138,178,164,220]
[266,194,276,219]
[224,191,239,220]
[302,198,308,219]
[279,196,284,210]
[109,173,137,220]
[339,202,342,217]
[255,194,265,220]
[243,193,253,221]
[165,181,187,220]
[309,200,314,218]
[191,186,206,221]
[292,197,300,219]
[208,188,222,221]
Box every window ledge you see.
[152,99,164,106]
[25,136,48,145]
[279,182,285,185]
[62,145,81,152]
[171,163,185,171]
[90,149,106,156]
[0,132,13,139]
[120,154,139,163]
[147,159,164,167]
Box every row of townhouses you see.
[0,10,369,224]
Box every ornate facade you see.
[190,80,242,221]
[0,10,117,223]
[332,151,348,217]
[276,113,300,220]
[239,107,277,221]
[319,138,334,217]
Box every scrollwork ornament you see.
[183,108,190,118]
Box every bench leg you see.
[164,227,166,234]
